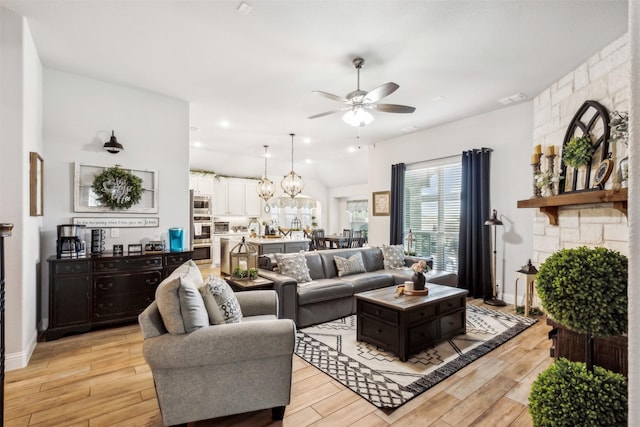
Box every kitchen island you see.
[219,236,310,275]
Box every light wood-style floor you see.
[5,266,552,427]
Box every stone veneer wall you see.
[531,34,630,264]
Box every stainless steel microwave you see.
[214,222,229,234]
[193,195,212,215]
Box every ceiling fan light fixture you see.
[256,145,276,202]
[343,107,374,127]
[281,133,304,198]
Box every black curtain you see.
[389,163,405,245]
[458,148,492,299]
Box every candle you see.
[534,144,542,154]
[531,153,540,164]
[545,145,555,156]
[239,260,248,271]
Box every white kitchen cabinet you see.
[189,173,214,195]
[213,236,221,266]
[213,177,261,216]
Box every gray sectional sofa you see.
[258,246,458,327]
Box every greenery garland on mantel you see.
[92,166,143,210]
[190,169,261,181]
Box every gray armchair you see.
[139,290,296,426]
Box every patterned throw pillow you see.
[200,275,243,323]
[275,252,312,282]
[381,244,406,269]
[334,252,366,277]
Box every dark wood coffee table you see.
[355,284,468,361]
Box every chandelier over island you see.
[256,145,276,203]
[281,133,304,198]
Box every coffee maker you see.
[56,224,86,258]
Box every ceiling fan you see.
[308,57,416,127]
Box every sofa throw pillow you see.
[200,275,243,323]
[155,260,204,335]
[275,252,312,282]
[334,252,366,277]
[381,244,406,270]
[179,276,209,333]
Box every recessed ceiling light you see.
[219,120,230,128]
[400,126,418,133]
[303,137,311,144]
[348,146,357,153]
[305,159,312,164]
[192,141,202,148]
[236,1,252,15]
[498,93,528,105]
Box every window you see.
[346,199,368,232]
[404,157,462,272]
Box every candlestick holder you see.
[546,154,557,195]
[531,161,541,198]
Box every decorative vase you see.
[619,156,629,188]
[412,272,426,291]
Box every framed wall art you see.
[372,191,391,216]
[29,152,43,216]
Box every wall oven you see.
[192,243,212,266]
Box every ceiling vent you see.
[498,93,528,105]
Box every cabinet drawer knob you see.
[377,329,382,334]
[98,283,113,290]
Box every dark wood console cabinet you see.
[45,251,192,340]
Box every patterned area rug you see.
[295,304,537,409]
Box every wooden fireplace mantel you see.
[517,188,628,225]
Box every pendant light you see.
[256,145,276,202]
[281,133,304,198]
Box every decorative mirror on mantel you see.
[559,100,612,194]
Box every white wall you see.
[368,102,534,302]
[41,69,190,329]
[0,9,43,370]
[327,183,368,234]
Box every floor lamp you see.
[484,209,506,306]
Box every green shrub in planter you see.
[535,246,627,336]
[529,358,627,427]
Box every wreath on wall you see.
[92,166,143,210]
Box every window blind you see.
[404,157,462,272]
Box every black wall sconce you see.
[103,130,123,154]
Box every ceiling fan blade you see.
[312,91,348,103]
[363,82,399,103]
[308,109,345,119]
[370,103,416,113]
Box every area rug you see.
[295,304,537,409]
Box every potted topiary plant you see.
[529,358,627,426]
[529,246,628,426]
[562,134,595,169]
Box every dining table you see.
[322,235,349,249]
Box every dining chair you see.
[340,229,352,248]
[351,230,363,247]
[313,229,326,250]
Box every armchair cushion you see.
[155,260,204,335]
[179,276,209,333]
[334,252,366,277]
[275,252,312,283]
[381,244,406,269]
[200,275,243,323]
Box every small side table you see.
[226,276,274,292]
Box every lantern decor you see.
[514,259,539,317]
[229,237,258,280]
[404,229,416,255]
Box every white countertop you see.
[245,237,310,244]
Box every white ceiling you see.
[1,0,629,188]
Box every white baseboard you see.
[5,330,38,371]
